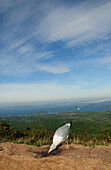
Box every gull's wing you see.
[53,123,71,145]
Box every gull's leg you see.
[65,139,70,149]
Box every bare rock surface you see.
[0,143,111,170]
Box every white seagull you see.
[48,122,72,153]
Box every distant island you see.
[101,105,111,109]
[88,104,97,106]
[56,108,64,111]
[72,106,78,108]
[23,111,48,115]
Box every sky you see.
[0,0,111,104]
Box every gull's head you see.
[48,143,56,153]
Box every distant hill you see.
[101,105,111,109]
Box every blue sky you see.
[0,0,111,104]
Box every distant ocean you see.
[0,100,111,117]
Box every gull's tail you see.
[70,121,72,128]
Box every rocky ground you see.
[0,142,111,170]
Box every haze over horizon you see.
[0,0,111,104]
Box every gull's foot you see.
[65,144,70,149]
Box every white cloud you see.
[10,34,34,50]
[36,62,71,74]
[0,51,70,75]
[0,83,79,103]
[34,52,53,61]
[18,46,30,54]
[99,56,111,64]
[1,0,111,51]
[0,82,111,104]
[0,0,111,77]
[98,56,111,70]
[37,1,111,47]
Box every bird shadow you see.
[35,145,62,158]
[41,149,61,157]
[34,149,61,158]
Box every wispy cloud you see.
[99,56,111,64]
[0,0,111,103]
[38,1,111,47]
[18,46,30,55]
[36,62,71,74]
[0,0,111,76]
[98,56,111,70]
[0,51,70,75]
[0,0,73,75]
[1,0,111,51]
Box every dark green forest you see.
[0,111,111,146]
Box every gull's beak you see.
[48,150,50,154]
